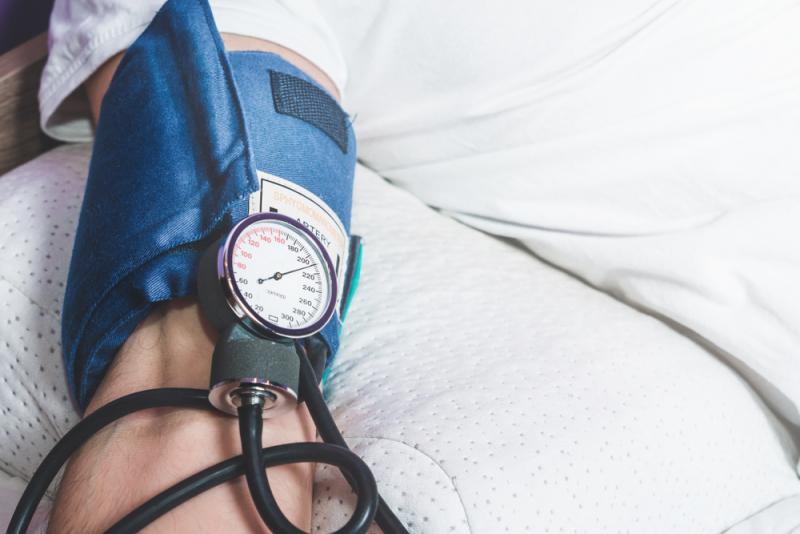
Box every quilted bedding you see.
[1,144,799,533]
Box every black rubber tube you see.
[8,358,409,534]
[106,443,378,534]
[6,388,213,534]
[238,401,305,534]
[297,349,410,534]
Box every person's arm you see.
[47,36,338,534]
[85,35,340,121]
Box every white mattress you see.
[1,144,799,532]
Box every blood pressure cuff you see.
[62,0,356,410]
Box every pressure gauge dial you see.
[218,212,338,339]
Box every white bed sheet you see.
[1,144,799,532]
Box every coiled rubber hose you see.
[6,352,409,534]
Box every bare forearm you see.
[49,300,318,533]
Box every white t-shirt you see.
[40,0,347,141]
[41,0,800,426]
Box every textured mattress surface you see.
[1,144,799,532]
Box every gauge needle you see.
[258,264,316,283]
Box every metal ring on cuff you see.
[209,378,298,417]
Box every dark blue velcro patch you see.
[269,69,349,153]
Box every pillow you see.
[1,144,798,532]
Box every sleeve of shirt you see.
[39,0,347,142]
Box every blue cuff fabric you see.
[62,0,355,410]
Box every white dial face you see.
[229,218,333,334]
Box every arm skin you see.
[46,36,339,534]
